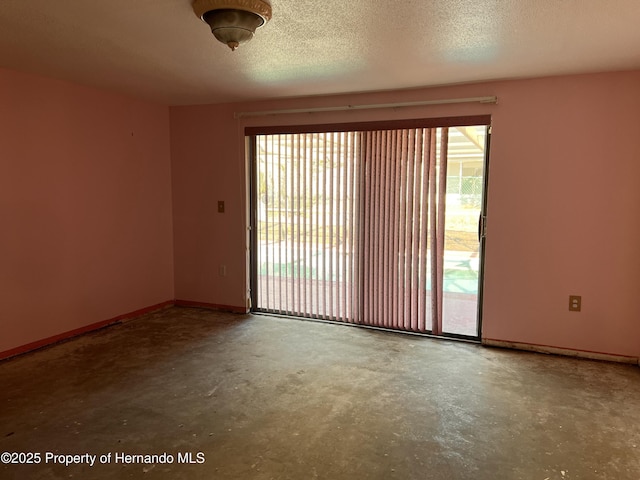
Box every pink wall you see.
[0,68,174,355]
[170,70,640,358]
[170,103,247,308]
[7,66,635,360]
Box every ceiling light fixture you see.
[192,0,272,51]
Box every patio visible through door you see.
[250,121,489,339]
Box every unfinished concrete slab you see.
[1,307,639,479]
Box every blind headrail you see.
[235,96,498,119]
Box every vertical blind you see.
[255,128,449,334]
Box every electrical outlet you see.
[569,295,581,312]
[217,201,225,213]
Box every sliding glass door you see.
[250,122,489,339]
[441,126,489,337]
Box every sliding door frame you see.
[474,125,492,339]
[247,115,491,339]
[248,135,259,311]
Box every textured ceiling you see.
[0,0,639,106]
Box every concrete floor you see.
[1,307,639,480]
